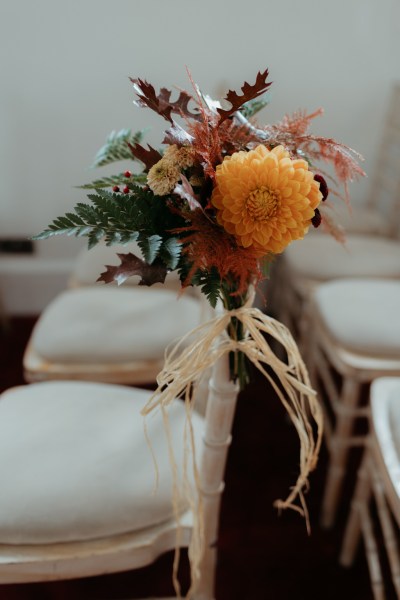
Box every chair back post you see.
[366,83,400,237]
[194,352,239,600]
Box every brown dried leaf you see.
[128,142,162,171]
[173,174,202,211]
[131,78,202,123]
[97,253,168,286]
[217,69,272,124]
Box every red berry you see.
[112,185,120,192]
[123,186,130,194]
[124,170,132,178]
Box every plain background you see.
[1,0,399,309]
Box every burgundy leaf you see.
[217,69,272,124]
[128,142,162,171]
[173,174,202,211]
[130,78,202,123]
[97,253,168,287]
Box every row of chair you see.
[272,84,400,600]
[2,83,400,599]
[0,242,238,599]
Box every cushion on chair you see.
[0,381,204,544]
[30,287,202,363]
[313,279,400,357]
[284,234,400,281]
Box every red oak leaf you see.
[217,69,272,124]
[97,253,168,286]
[127,142,162,171]
[130,78,202,123]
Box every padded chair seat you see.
[0,381,204,544]
[284,234,400,281]
[314,279,400,357]
[30,287,202,364]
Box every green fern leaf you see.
[104,231,139,246]
[241,94,271,118]
[78,173,147,190]
[138,234,163,264]
[92,129,146,168]
[87,228,105,249]
[200,267,221,308]
[159,237,182,270]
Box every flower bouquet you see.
[35,67,364,596]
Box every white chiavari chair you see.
[340,377,400,600]
[306,278,400,529]
[0,347,238,600]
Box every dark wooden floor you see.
[0,317,376,599]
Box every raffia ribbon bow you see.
[141,300,323,597]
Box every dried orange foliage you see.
[265,109,365,202]
[174,209,264,295]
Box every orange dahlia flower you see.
[211,145,322,255]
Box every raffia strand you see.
[141,305,323,598]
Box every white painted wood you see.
[23,340,165,385]
[339,378,400,598]
[0,511,192,584]
[306,286,400,529]
[194,355,239,600]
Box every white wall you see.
[1,0,400,312]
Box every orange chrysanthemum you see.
[211,144,322,255]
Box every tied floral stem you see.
[221,284,251,390]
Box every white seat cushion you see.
[31,287,202,363]
[285,234,400,281]
[0,381,204,544]
[314,279,400,357]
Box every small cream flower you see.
[147,159,180,196]
[163,144,196,170]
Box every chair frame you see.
[23,340,166,385]
[339,377,400,600]
[307,303,400,529]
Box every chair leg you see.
[340,451,372,567]
[320,377,362,528]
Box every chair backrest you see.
[366,83,400,238]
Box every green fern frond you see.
[34,185,187,260]
[159,237,182,270]
[92,129,146,168]
[78,172,147,189]
[199,267,222,308]
[241,93,271,118]
[138,234,163,265]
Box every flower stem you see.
[221,284,250,390]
